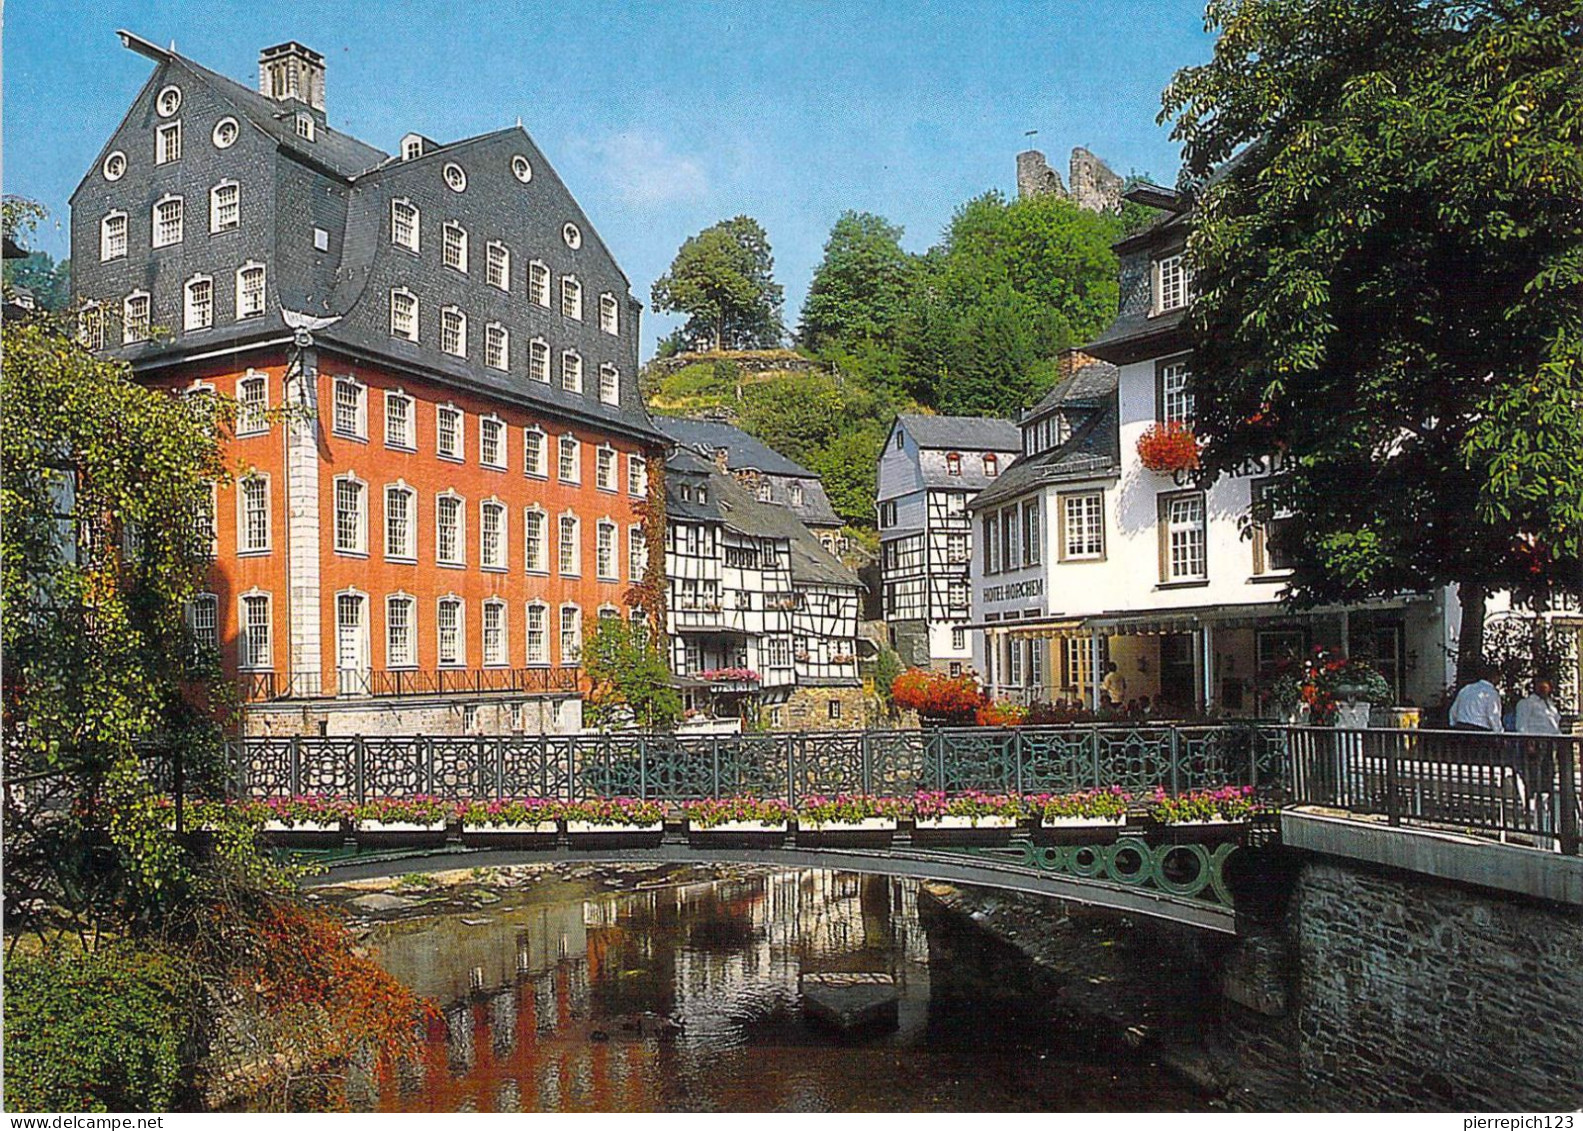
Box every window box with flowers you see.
[261,795,352,841]
[1136,421,1201,474]
[563,798,665,844]
[458,798,560,845]
[1144,786,1265,844]
[911,791,1024,845]
[795,794,907,847]
[1035,788,1132,843]
[685,797,794,843]
[891,670,988,727]
[354,796,453,845]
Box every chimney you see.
[258,42,325,112]
[1059,348,1099,379]
[713,447,730,473]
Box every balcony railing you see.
[239,666,580,702]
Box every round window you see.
[562,222,582,250]
[511,154,533,183]
[102,151,128,182]
[443,162,467,192]
[212,117,239,149]
[157,85,182,117]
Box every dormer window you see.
[401,134,424,161]
[1155,253,1190,314]
[294,113,315,141]
[983,453,999,477]
[946,452,962,476]
[790,483,804,507]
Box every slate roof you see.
[971,366,1121,511]
[897,413,1020,452]
[655,415,843,528]
[1023,361,1119,420]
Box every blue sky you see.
[4,0,1214,357]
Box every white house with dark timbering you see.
[876,414,1021,674]
[969,183,1465,717]
[665,448,865,729]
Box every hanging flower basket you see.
[1137,421,1200,473]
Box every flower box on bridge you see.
[912,814,1020,847]
[1036,814,1128,845]
[795,817,899,849]
[687,819,791,847]
[460,820,560,847]
[355,819,450,847]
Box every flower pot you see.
[355,819,449,847]
[460,820,560,848]
[1145,818,1249,846]
[687,819,789,847]
[565,820,664,848]
[912,814,1019,846]
[262,818,346,846]
[1035,815,1126,845]
[795,817,898,849]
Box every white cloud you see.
[591,130,708,207]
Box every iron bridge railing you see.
[223,723,1288,806]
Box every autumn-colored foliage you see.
[1136,420,1201,472]
[890,669,988,722]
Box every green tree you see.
[651,215,785,350]
[582,616,682,731]
[1162,0,1583,672]
[738,374,847,467]
[3,251,71,311]
[798,211,917,353]
[807,425,887,528]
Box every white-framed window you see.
[599,293,619,335]
[442,162,467,192]
[983,453,1000,478]
[240,591,272,669]
[1161,491,1208,582]
[1023,499,1043,567]
[385,482,416,560]
[237,371,269,435]
[384,389,415,449]
[486,241,510,290]
[123,291,151,344]
[441,307,467,358]
[562,222,582,249]
[561,350,583,394]
[524,508,548,572]
[528,261,550,307]
[235,262,267,320]
[436,404,463,460]
[561,276,582,320]
[188,593,219,655]
[558,513,580,576]
[1159,359,1194,425]
[1156,253,1190,313]
[442,222,468,273]
[599,364,619,406]
[596,445,617,492]
[1061,492,1104,561]
[437,596,464,665]
[559,604,582,665]
[628,455,648,497]
[152,195,184,248]
[402,135,424,161]
[951,626,966,651]
[983,513,1000,574]
[156,121,182,165]
[596,520,617,580]
[558,434,580,483]
[103,151,128,181]
[525,602,549,665]
[100,212,128,261]
[389,287,418,340]
[390,198,419,252]
[183,275,213,331]
[481,499,507,569]
[333,474,367,555]
[294,113,315,141]
[511,153,533,182]
[485,323,509,371]
[239,474,270,553]
[757,481,772,502]
[946,532,969,564]
[79,304,106,351]
[437,492,465,565]
[472,415,502,469]
[790,483,804,507]
[628,525,647,581]
[523,426,547,478]
[528,338,550,383]
[386,594,417,668]
[331,376,367,439]
[212,118,238,150]
[482,600,508,667]
[156,84,183,116]
[210,181,239,233]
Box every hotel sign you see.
[982,578,1044,603]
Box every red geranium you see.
[1137,421,1201,473]
[892,669,988,723]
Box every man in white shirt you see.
[1514,678,1561,735]
[1448,665,1503,732]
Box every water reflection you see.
[352,870,1201,1112]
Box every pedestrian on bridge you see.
[1449,664,1503,732]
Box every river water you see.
[332,866,1210,1112]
